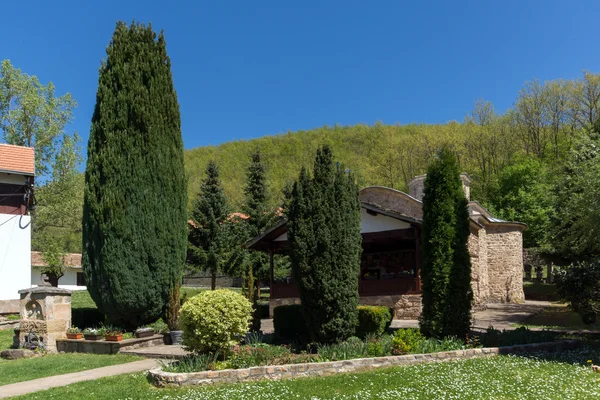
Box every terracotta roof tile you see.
[31,251,82,269]
[0,144,35,175]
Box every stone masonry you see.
[150,340,579,387]
[18,287,72,352]
[485,225,525,303]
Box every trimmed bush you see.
[180,289,252,354]
[355,306,393,339]
[273,305,309,343]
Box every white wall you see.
[0,214,31,300]
[273,208,410,242]
[31,267,86,291]
[0,172,28,185]
[360,208,410,233]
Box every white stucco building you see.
[31,251,86,291]
[0,144,35,313]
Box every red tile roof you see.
[31,251,82,269]
[0,144,35,175]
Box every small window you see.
[76,272,85,287]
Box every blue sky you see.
[1,1,599,150]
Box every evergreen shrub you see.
[355,306,393,339]
[83,21,187,327]
[71,308,105,328]
[273,304,309,343]
[180,289,252,354]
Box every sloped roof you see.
[0,144,35,176]
[31,251,82,269]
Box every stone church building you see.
[247,174,526,319]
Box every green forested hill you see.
[185,122,490,209]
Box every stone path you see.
[262,300,552,332]
[121,344,188,359]
[0,359,159,399]
[391,300,551,330]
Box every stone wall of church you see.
[469,228,489,309]
[485,225,525,303]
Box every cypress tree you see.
[188,161,230,290]
[419,147,472,339]
[83,21,187,328]
[287,145,362,343]
[242,150,276,294]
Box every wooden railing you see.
[271,277,421,299]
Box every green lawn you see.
[0,353,142,386]
[13,348,600,399]
[71,287,263,311]
[0,329,14,351]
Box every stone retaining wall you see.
[149,340,579,387]
[56,335,165,355]
[0,300,19,315]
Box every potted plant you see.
[83,328,104,341]
[104,329,123,342]
[166,282,183,345]
[66,327,83,339]
[135,326,155,338]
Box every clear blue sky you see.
[2,1,599,150]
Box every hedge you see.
[356,306,393,339]
[273,305,393,342]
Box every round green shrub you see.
[180,289,252,354]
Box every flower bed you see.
[149,340,580,387]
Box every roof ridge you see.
[0,143,34,150]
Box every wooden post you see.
[269,248,275,289]
[414,226,422,292]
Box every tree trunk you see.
[47,273,62,287]
[211,271,216,290]
[256,279,261,299]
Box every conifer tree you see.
[188,161,231,290]
[287,145,362,343]
[242,150,276,295]
[83,22,187,327]
[420,147,472,339]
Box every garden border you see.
[149,339,580,387]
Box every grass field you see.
[13,348,600,400]
[0,329,14,351]
[70,286,265,311]
[0,353,142,386]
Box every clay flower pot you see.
[135,328,154,338]
[104,334,123,342]
[67,333,83,340]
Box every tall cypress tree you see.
[287,145,362,343]
[420,147,472,339]
[83,21,187,328]
[188,161,230,290]
[242,150,276,294]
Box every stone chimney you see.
[407,173,471,202]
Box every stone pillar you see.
[18,287,72,353]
